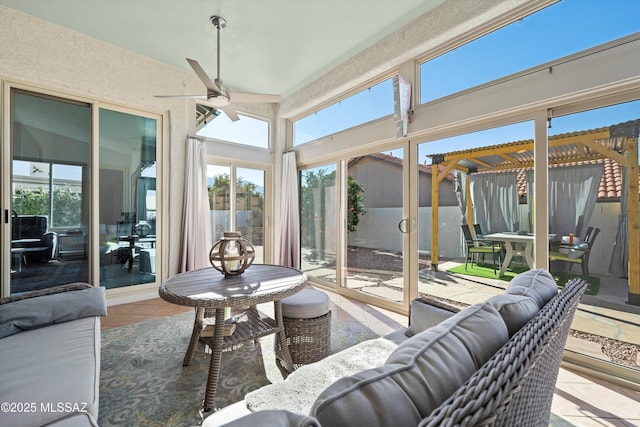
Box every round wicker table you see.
[159,264,307,411]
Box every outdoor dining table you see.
[484,232,555,276]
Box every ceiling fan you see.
[156,15,280,121]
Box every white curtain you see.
[180,138,212,272]
[455,171,468,225]
[548,164,603,237]
[276,151,300,268]
[471,172,519,233]
[609,166,628,276]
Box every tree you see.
[13,187,49,216]
[208,173,265,243]
[347,175,367,233]
[13,185,82,227]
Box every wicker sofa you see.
[0,283,107,427]
[205,269,587,427]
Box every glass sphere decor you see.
[209,231,256,277]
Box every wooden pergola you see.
[428,120,639,305]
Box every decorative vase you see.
[209,231,256,277]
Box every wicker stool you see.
[276,288,331,372]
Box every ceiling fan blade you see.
[154,94,207,99]
[220,104,240,122]
[186,58,219,92]
[229,91,281,103]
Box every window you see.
[12,161,84,229]
[420,0,640,104]
[208,164,267,264]
[294,78,394,146]
[197,109,269,149]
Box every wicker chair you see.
[420,277,587,427]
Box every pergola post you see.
[431,160,441,271]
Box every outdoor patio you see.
[302,246,640,371]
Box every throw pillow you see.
[0,287,107,339]
[506,269,557,308]
[487,294,540,337]
[310,302,509,427]
[405,298,457,337]
[568,242,589,259]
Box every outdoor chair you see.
[461,224,502,274]
[549,226,600,282]
[473,223,485,239]
[473,223,506,251]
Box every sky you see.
[289,0,640,152]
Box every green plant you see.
[347,175,367,233]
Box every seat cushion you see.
[0,317,101,427]
[281,288,330,319]
[309,302,509,427]
[506,269,557,308]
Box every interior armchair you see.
[11,213,57,263]
[549,226,600,282]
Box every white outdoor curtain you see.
[455,171,468,225]
[180,137,213,272]
[471,172,519,233]
[547,164,603,237]
[276,151,300,268]
[609,166,628,276]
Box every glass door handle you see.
[398,218,417,234]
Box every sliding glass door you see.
[10,90,91,294]
[3,86,161,296]
[344,147,409,304]
[98,109,157,289]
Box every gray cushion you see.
[0,287,107,339]
[281,288,330,319]
[568,242,589,259]
[506,269,557,308]
[219,410,321,427]
[310,302,509,427]
[487,294,540,337]
[406,298,456,337]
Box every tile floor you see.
[102,292,640,426]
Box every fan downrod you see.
[210,15,227,30]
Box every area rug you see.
[99,311,380,427]
[447,264,600,295]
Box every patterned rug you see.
[99,311,379,427]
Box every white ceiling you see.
[0,0,448,98]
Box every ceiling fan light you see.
[207,96,229,107]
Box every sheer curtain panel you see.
[180,138,213,272]
[277,151,300,268]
